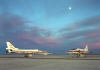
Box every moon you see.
[69,7,71,10]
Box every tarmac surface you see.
[0,55,100,70]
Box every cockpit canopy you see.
[71,48,78,50]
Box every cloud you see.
[60,16,100,32]
[58,16,100,50]
[0,12,29,32]
[19,36,59,48]
[0,12,100,52]
[86,29,100,38]
[0,12,60,51]
[91,43,100,49]
[76,16,100,27]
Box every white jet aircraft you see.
[6,42,51,57]
[66,44,90,57]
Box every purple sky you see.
[0,0,100,54]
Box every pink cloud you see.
[19,36,59,48]
[34,37,59,47]
[72,27,78,30]
[91,43,100,49]
[19,36,32,40]
[33,39,44,44]
[86,30,100,38]
[79,42,100,49]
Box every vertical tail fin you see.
[84,44,88,51]
[6,42,15,49]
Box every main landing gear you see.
[25,54,29,57]
[24,54,32,57]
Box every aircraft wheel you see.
[27,55,29,57]
[25,55,27,57]
[24,55,26,57]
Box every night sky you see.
[0,0,100,54]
